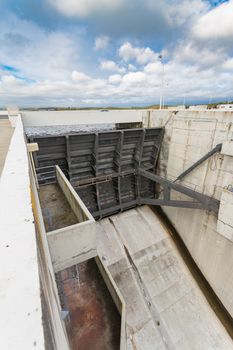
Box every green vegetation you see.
[22,105,161,111]
[207,101,233,109]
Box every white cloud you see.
[49,0,122,17]
[222,58,233,71]
[144,62,161,74]
[166,0,207,26]
[1,59,233,107]
[174,42,225,68]
[72,71,90,82]
[100,60,125,73]
[0,13,80,81]
[119,42,158,64]
[108,74,122,84]
[122,71,146,84]
[192,0,233,40]
[95,36,109,50]
[1,75,23,86]
[1,6,233,108]
[128,64,136,71]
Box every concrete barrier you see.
[47,166,97,272]
[30,161,70,350]
[21,109,148,127]
[47,220,97,273]
[95,256,126,350]
[150,109,233,319]
[56,165,93,222]
[0,116,45,349]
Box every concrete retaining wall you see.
[47,220,97,273]
[47,166,97,273]
[30,163,70,350]
[95,257,126,350]
[56,165,93,222]
[149,109,233,319]
[0,116,45,349]
[21,109,148,127]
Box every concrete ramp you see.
[97,206,233,349]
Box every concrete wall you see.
[21,109,148,127]
[56,165,93,222]
[0,116,45,349]
[149,109,233,318]
[49,166,126,348]
[47,220,97,273]
[47,166,97,273]
[17,108,233,322]
[30,164,70,350]
[95,257,126,350]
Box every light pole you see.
[159,54,164,110]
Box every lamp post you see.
[159,54,164,110]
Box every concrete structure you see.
[0,116,45,349]
[31,164,70,350]
[217,104,233,110]
[95,256,127,350]
[21,108,233,320]
[21,109,148,127]
[167,105,186,110]
[0,118,14,176]
[47,166,97,272]
[97,206,233,349]
[150,109,233,320]
[189,105,208,110]
[0,110,8,117]
[1,109,233,349]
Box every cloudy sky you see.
[0,0,233,107]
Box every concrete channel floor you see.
[0,119,14,177]
[38,184,121,350]
[39,184,78,231]
[57,261,121,350]
[97,206,233,350]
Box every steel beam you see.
[29,128,221,216]
[138,168,220,213]
[174,143,222,182]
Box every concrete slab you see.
[97,206,233,350]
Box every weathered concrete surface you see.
[95,256,127,350]
[217,189,233,241]
[21,109,148,127]
[221,140,233,157]
[47,220,97,273]
[31,165,70,350]
[56,260,121,350]
[0,119,14,176]
[39,184,78,231]
[97,206,233,350]
[39,166,97,273]
[56,165,93,223]
[149,110,233,319]
[0,117,45,349]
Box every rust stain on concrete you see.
[57,259,121,350]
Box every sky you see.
[0,0,233,107]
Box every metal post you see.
[159,54,164,110]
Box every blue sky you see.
[0,0,233,107]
